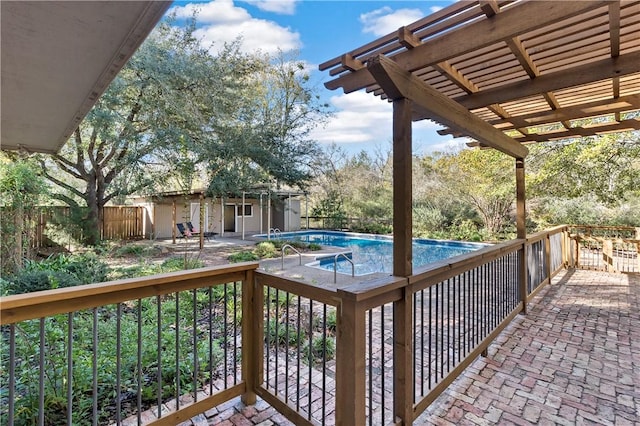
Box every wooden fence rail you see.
[8,205,145,247]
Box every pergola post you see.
[199,193,204,249]
[171,198,176,244]
[516,158,528,314]
[392,97,414,425]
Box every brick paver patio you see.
[191,269,638,425]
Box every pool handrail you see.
[281,244,302,270]
[334,252,355,283]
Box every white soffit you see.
[1,1,171,154]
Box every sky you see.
[168,0,468,156]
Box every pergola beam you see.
[437,94,640,136]
[325,1,606,93]
[451,51,640,111]
[367,55,528,159]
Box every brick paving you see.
[182,269,639,425]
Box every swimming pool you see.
[257,230,487,275]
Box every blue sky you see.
[169,0,466,156]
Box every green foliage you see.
[4,252,110,294]
[0,155,47,274]
[254,242,278,258]
[304,335,336,363]
[349,221,392,235]
[308,243,322,251]
[4,292,228,425]
[228,250,260,263]
[114,243,162,258]
[528,134,640,204]
[266,318,307,346]
[161,256,204,271]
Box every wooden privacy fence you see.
[22,206,144,247]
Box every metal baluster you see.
[9,324,15,425]
[420,290,424,398]
[116,304,122,424]
[67,312,73,425]
[137,300,142,424]
[275,288,279,395]
[93,308,98,426]
[322,304,327,425]
[381,304,386,424]
[225,284,229,389]
[39,318,45,426]
[296,296,302,410]
[233,282,238,385]
[368,309,373,426]
[176,293,180,409]
[193,289,198,401]
[265,286,269,389]
[209,287,214,396]
[285,292,290,401]
[428,286,432,390]
[157,295,162,418]
[308,300,313,419]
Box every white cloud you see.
[360,6,425,37]
[311,91,441,146]
[169,0,301,55]
[242,0,298,15]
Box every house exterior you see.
[131,189,304,240]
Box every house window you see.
[237,204,252,217]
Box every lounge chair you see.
[176,223,192,238]
[186,222,217,240]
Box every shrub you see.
[227,250,260,263]
[161,256,204,271]
[5,270,81,295]
[254,242,277,258]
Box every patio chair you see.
[176,223,192,239]
[186,222,217,241]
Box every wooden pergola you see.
[320,0,640,281]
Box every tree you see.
[434,149,516,237]
[203,50,326,196]
[527,132,640,203]
[39,20,260,244]
[0,154,47,273]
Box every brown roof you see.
[320,1,640,156]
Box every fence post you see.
[241,268,259,405]
[545,232,552,283]
[335,293,366,425]
[603,239,614,273]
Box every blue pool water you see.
[258,231,487,275]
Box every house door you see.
[224,205,236,232]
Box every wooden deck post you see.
[241,268,258,405]
[516,158,528,314]
[335,296,366,425]
[392,97,414,425]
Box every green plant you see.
[254,241,277,258]
[266,318,307,346]
[161,256,204,271]
[227,250,260,263]
[303,335,336,363]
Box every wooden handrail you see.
[0,262,259,325]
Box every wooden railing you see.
[568,225,639,273]
[0,225,582,425]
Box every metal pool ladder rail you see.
[334,252,355,283]
[269,227,281,239]
[281,244,302,270]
